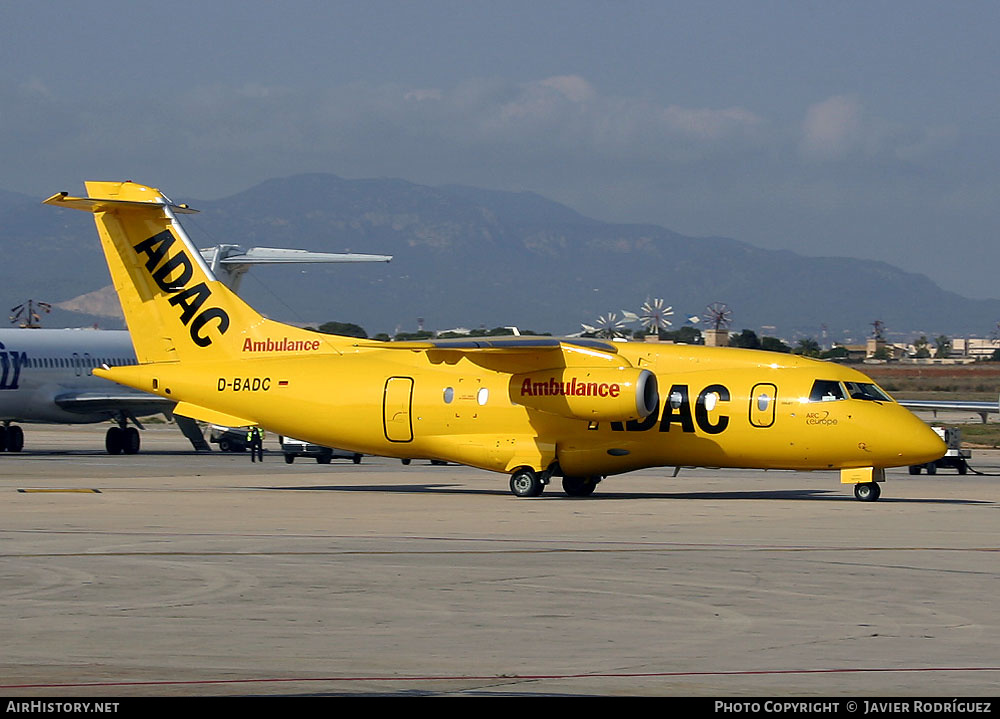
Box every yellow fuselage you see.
[112,342,944,478]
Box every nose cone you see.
[888,410,947,467]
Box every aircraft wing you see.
[898,398,999,415]
[53,391,174,417]
[199,245,392,292]
[354,337,621,353]
[208,248,392,265]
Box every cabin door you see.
[383,377,414,442]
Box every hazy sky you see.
[2,1,999,298]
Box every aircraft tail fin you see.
[45,181,342,364]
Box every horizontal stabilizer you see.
[43,191,198,214]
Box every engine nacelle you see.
[510,368,659,422]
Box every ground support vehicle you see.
[280,436,362,464]
[909,426,970,475]
[210,425,250,452]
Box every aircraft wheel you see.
[7,425,23,453]
[908,465,921,475]
[510,468,543,498]
[562,475,598,497]
[853,482,881,502]
[123,427,140,455]
[401,458,411,466]
[219,439,232,452]
[105,426,124,455]
[352,454,362,464]
[925,463,937,475]
[284,454,295,464]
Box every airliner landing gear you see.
[0,424,24,452]
[124,427,140,454]
[106,427,123,454]
[106,424,140,455]
[562,475,601,497]
[853,482,881,502]
[510,468,545,498]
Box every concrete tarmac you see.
[1,425,997,696]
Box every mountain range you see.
[1,173,997,343]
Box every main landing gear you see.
[105,414,141,455]
[508,467,603,498]
[0,423,24,452]
[561,475,600,497]
[1,420,140,455]
[853,482,881,502]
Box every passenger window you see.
[808,380,845,402]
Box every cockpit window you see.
[808,380,846,402]
[844,381,892,402]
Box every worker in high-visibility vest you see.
[246,426,264,462]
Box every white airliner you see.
[0,327,154,453]
[0,244,391,454]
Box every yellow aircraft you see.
[44,181,945,501]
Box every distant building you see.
[704,329,729,347]
[839,344,867,361]
[950,337,1000,359]
[865,338,906,360]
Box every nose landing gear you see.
[842,467,884,502]
[509,467,545,497]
